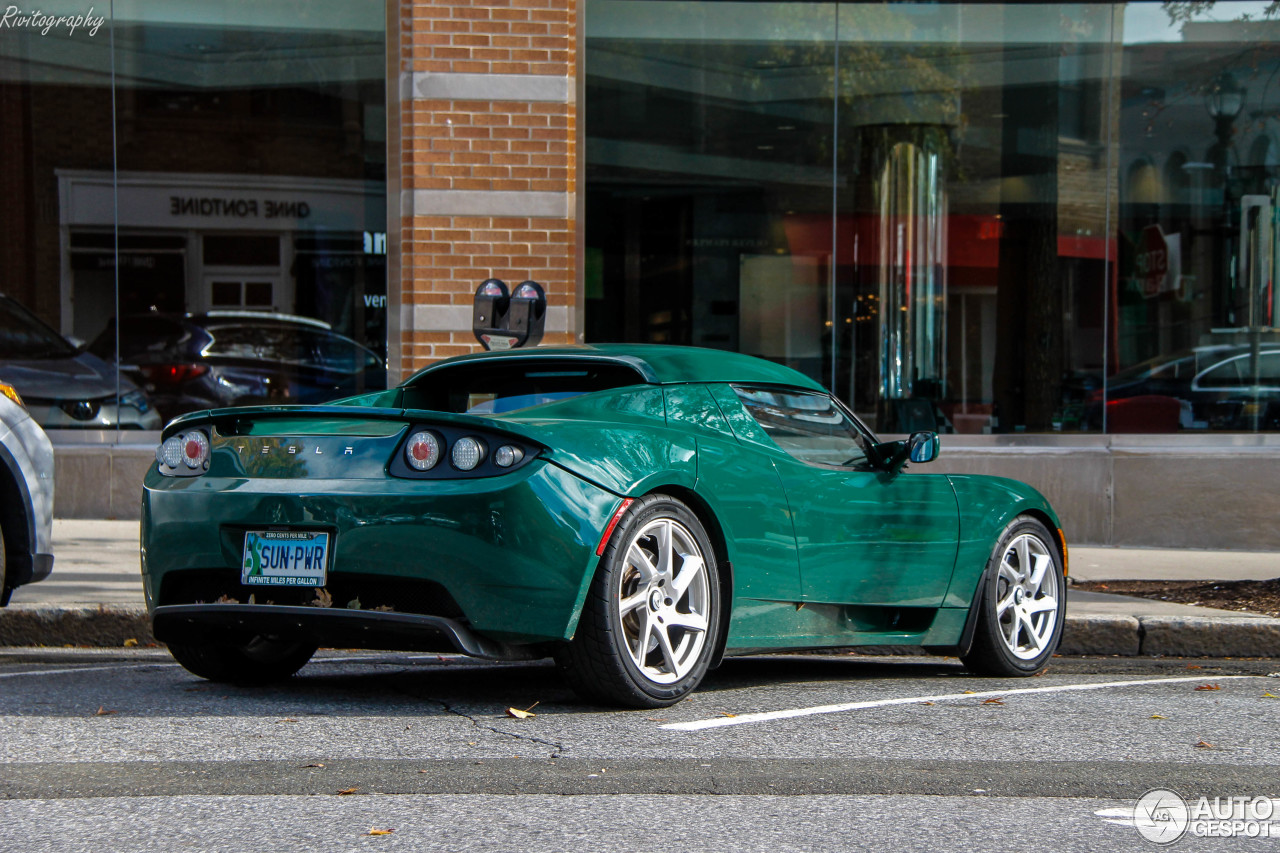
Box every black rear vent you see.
[157,569,465,620]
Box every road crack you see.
[428,696,566,758]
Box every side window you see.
[1199,357,1244,388]
[1258,353,1280,384]
[733,386,871,468]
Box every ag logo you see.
[1134,788,1189,844]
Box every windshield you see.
[402,359,648,415]
[0,297,78,360]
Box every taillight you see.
[141,363,209,387]
[157,429,210,476]
[450,436,486,471]
[390,426,536,479]
[405,430,442,471]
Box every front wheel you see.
[168,637,317,685]
[557,494,722,708]
[961,517,1065,677]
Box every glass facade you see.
[585,1,1280,434]
[0,1,386,432]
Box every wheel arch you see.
[0,449,35,594]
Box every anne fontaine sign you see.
[57,171,385,233]
[168,196,312,220]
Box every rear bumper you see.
[142,459,619,644]
[153,603,538,660]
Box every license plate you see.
[241,530,329,587]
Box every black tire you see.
[168,637,317,685]
[962,516,1065,677]
[557,494,723,708]
[0,517,8,607]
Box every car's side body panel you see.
[942,474,1064,610]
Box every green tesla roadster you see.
[142,344,1067,708]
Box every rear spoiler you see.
[162,403,546,449]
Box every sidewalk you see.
[2,520,1278,656]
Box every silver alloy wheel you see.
[615,516,711,685]
[993,533,1060,660]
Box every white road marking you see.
[662,675,1260,731]
[0,662,175,680]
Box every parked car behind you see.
[0,382,54,606]
[1085,344,1280,431]
[0,294,160,431]
[91,312,387,423]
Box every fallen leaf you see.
[94,706,117,716]
[506,707,535,720]
[279,718,299,723]
[1262,693,1279,699]
[365,827,395,836]
[718,712,737,718]
[122,638,138,648]
[645,717,668,722]
[337,787,358,795]
[920,701,936,706]
[1186,664,1202,670]
[962,690,977,695]
[1150,714,1168,719]
[1195,684,1221,691]
[982,698,1004,705]
[310,588,333,608]
[1194,741,1214,749]
[373,604,395,612]
[419,769,429,774]
[347,597,362,610]
[215,594,237,604]
[301,763,325,768]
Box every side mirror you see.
[908,431,940,464]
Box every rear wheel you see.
[168,637,317,685]
[962,517,1065,676]
[557,494,722,708]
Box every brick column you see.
[389,0,581,380]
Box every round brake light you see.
[405,431,441,471]
[181,431,209,469]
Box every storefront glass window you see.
[586,0,1280,435]
[0,1,386,434]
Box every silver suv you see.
[0,382,54,605]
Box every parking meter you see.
[472,278,545,350]
[472,279,512,350]
[505,280,546,349]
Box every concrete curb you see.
[1,608,1278,657]
[0,605,154,647]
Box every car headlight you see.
[156,429,210,476]
[450,436,486,471]
[118,389,150,413]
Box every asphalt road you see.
[2,650,1279,852]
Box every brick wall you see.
[392,0,581,376]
